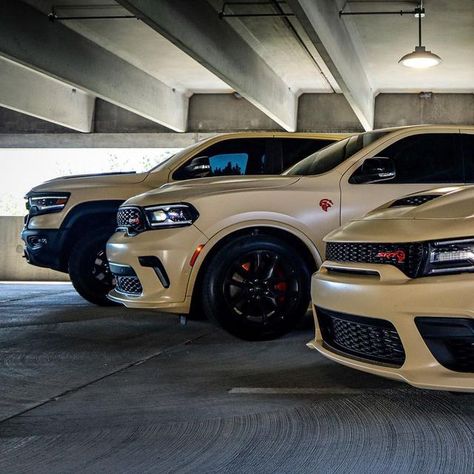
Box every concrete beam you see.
[375,93,474,128]
[116,0,298,132]
[0,58,94,133]
[297,94,364,133]
[0,1,188,132]
[287,0,375,130]
[0,133,216,149]
[188,94,282,132]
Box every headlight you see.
[27,193,70,215]
[424,238,474,275]
[144,203,199,228]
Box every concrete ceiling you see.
[21,0,232,95]
[0,0,473,133]
[342,0,474,93]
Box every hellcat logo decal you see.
[376,250,406,264]
[319,199,333,212]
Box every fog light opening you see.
[27,236,48,249]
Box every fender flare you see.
[186,220,323,298]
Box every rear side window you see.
[461,134,474,182]
[374,133,462,184]
[173,138,267,180]
[209,153,248,176]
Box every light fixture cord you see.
[418,10,422,46]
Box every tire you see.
[68,227,118,306]
[201,234,311,340]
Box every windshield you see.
[149,140,206,172]
[284,130,391,176]
[149,153,176,171]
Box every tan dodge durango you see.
[310,185,474,392]
[107,125,473,340]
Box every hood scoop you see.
[390,194,440,208]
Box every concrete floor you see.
[1,283,474,473]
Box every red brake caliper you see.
[274,268,287,302]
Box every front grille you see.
[117,207,145,234]
[416,318,474,373]
[115,276,143,295]
[109,263,143,296]
[326,242,425,278]
[390,194,440,207]
[316,307,406,367]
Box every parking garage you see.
[1,1,474,472]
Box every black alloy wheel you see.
[91,248,115,288]
[69,227,119,306]
[223,249,299,325]
[202,234,311,340]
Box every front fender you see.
[186,219,323,298]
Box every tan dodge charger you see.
[107,125,473,340]
[310,186,474,392]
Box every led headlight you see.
[425,238,474,275]
[144,203,199,228]
[27,193,70,215]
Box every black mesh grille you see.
[316,307,406,367]
[117,207,145,234]
[390,194,440,207]
[326,242,425,278]
[115,276,143,295]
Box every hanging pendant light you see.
[399,6,441,68]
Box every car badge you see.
[129,216,141,226]
[376,250,406,264]
[319,199,333,212]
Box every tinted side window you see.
[173,138,267,180]
[280,138,334,171]
[367,133,462,184]
[461,134,474,182]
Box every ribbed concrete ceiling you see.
[4,0,474,132]
[22,0,232,95]
[342,0,474,92]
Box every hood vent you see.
[390,194,440,208]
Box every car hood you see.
[362,186,474,221]
[326,186,474,244]
[126,175,301,206]
[28,171,149,194]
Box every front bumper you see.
[21,226,66,272]
[309,261,474,392]
[106,225,208,313]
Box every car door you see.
[340,130,464,224]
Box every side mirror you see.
[350,157,396,184]
[183,156,211,178]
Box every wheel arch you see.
[58,200,124,270]
[189,223,322,315]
